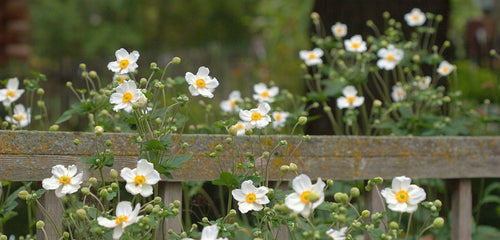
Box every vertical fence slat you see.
[36,191,62,240]
[364,183,386,240]
[451,179,472,240]
[275,181,289,240]
[158,181,183,237]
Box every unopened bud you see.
[390,221,399,229]
[362,210,370,218]
[172,57,181,65]
[49,125,59,131]
[79,63,86,70]
[76,208,87,219]
[18,190,29,200]
[289,163,298,172]
[350,187,360,198]
[308,192,321,203]
[110,169,118,179]
[36,221,45,229]
[327,179,334,187]
[298,116,307,125]
[433,217,444,228]
[89,71,97,78]
[37,88,45,95]
[94,126,104,136]
[66,82,73,87]
[373,100,382,107]
[280,165,289,173]
[99,189,108,198]
[89,177,97,185]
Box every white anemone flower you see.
[377,45,404,70]
[232,121,248,136]
[5,104,31,128]
[185,66,219,98]
[326,227,348,240]
[0,77,25,107]
[381,176,426,213]
[97,201,142,240]
[331,22,347,38]
[272,111,289,129]
[182,225,228,240]
[344,35,367,53]
[404,8,426,27]
[391,86,406,102]
[220,90,243,113]
[232,180,270,213]
[253,83,279,103]
[42,165,83,198]
[337,86,364,109]
[413,76,431,90]
[107,48,140,74]
[120,159,161,197]
[299,48,324,66]
[110,80,143,113]
[285,174,325,218]
[239,103,272,129]
[437,60,455,76]
[113,73,130,85]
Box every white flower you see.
[232,180,270,213]
[120,159,161,197]
[331,22,347,38]
[285,174,325,218]
[253,83,279,103]
[272,111,289,129]
[232,121,248,136]
[377,45,404,70]
[113,73,130,85]
[182,225,228,240]
[344,35,367,53]
[326,227,347,240]
[404,8,426,27]
[437,60,455,76]
[220,90,243,113]
[97,201,142,240]
[109,80,143,113]
[413,76,431,90]
[391,86,406,102]
[185,66,219,98]
[5,104,31,128]
[239,103,272,129]
[42,165,83,198]
[381,176,426,213]
[0,77,25,107]
[299,48,324,66]
[107,48,140,74]
[337,86,364,109]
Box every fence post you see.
[451,179,472,240]
[364,183,386,240]
[158,181,183,237]
[36,190,63,240]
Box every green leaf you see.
[55,102,85,124]
[212,172,238,188]
[169,154,191,169]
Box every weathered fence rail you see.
[1,130,499,240]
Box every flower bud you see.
[434,200,442,208]
[94,126,104,136]
[289,163,298,172]
[36,220,45,229]
[172,57,181,65]
[279,140,287,146]
[89,177,97,185]
[326,179,334,187]
[154,196,162,204]
[37,88,45,95]
[76,208,87,219]
[79,63,86,70]
[262,151,270,158]
[81,187,90,196]
[110,169,118,179]
[145,204,154,212]
[245,128,253,135]
[433,217,444,228]
[150,62,158,69]
[18,190,29,200]
[390,221,399,229]
[490,49,497,56]
[202,217,209,223]
[308,192,321,203]
[172,208,180,215]
[173,200,181,208]
[49,125,59,131]
[229,209,237,217]
[215,144,223,152]
[350,187,360,198]
[228,125,238,136]
[140,78,148,86]
[99,189,108,198]
[89,71,97,79]
[66,81,73,87]
[280,165,289,173]
[152,205,161,214]
[298,116,307,125]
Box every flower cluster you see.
[0,77,31,128]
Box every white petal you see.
[188,85,200,96]
[110,93,123,104]
[7,78,19,90]
[392,176,411,191]
[54,186,65,198]
[51,165,67,178]
[253,83,267,93]
[300,204,312,218]
[337,97,349,109]
[239,110,252,121]
[407,185,426,204]
[241,180,256,194]
[381,188,398,205]
[107,62,121,73]
[232,189,246,202]
[115,48,128,61]
[97,217,118,228]
[125,182,141,195]
[285,193,305,213]
[387,202,408,212]
[405,203,419,213]
[254,186,269,198]
[229,90,241,99]
[70,172,83,185]
[60,183,78,194]
[299,50,310,60]
[116,201,133,216]
[268,87,279,96]
[185,72,195,84]
[353,97,364,107]
[238,201,255,213]
[312,48,324,57]
[205,78,219,88]
[201,225,219,240]
[67,165,77,177]
[139,184,153,197]
[292,174,312,194]
[120,168,136,183]
[197,66,210,77]
[342,86,357,97]
[42,177,61,190]
[258,103,271,114]
[112,225,124,240]
[128,50,140,63]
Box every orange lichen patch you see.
[479,142,484,147]
[354,153,362,160]
[490,141,496,146]
[403,152,409,157]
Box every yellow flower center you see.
[122,92,133,103]
[59,175,71,184]
[196,78,206,88]
[6,90,15,97]
[13,114,24,121]
[245,193,257,203]
[119,59,130,69]
[115,215,128,224]
[398,90,404,97]
[386,54,395,62]
[336,29,343,35]
[275,114,282,121]
[308,53,316,59]
[251,112,262,121]
[134,175,146,185]
[412,14,419,21]
[300,190,311,203]
[442,67,449,74]
[230,100,237,107]
[118,78,125,84]
[396,190,409,203]
[236,123,244,130]
[351,42,360,49]
[347,96,356,104]
[260,91,269,98]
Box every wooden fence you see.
[1,130,499,240]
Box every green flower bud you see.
[308,192,321,203]
[245,128,253,135]
[262,151,270,158]
[327,179,334,187]
[229,125,238,136]
[443,96,451,102]
[154,196,162,204]
[279,140,287,146]
[152,205,161,214]
[94,126,104,136]
[229,209,237,216]
[298,116,307,125]
[350,187,360,198]
[18,190,29,200]
[390,221,399,229]
[172,57,181,65]
[36,220,45,229]
[76,208,87,219]
[110,182,118,189]
[280,165,289,173]
[99,189,108,198]
[37,88,45,95]
[172,208,180,215]
[89,71,97,79]
[81,71,88,78]
[434,200,442,208]
[141,216,150,225]
[89,177,97,185]
[145,204,153,213]
[289,212,298,220]
[2,121,9,128]
[490,49,497,56]
[215,144,223,152]
[430,206,437,212]
[361,210,370,218]
[173,200,181,208]
[334,192,348,203]
[105,140,113,147]
[81,187,90,196]
[79,63,86,70]
[435,14,443,22]
[66,81,73,87]
[150,62,158,69]
[202,217,209,223]
[289,163,298,172]
[336,214,346,223]
[433,217,444,228]
[49,125,59,131]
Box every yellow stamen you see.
[134,175,146,185]
[59,175,71,184]
[275,114,282,121]
[115,215,128,224]
[347,96,356,104]
[336,29,343,35]
[251,112,262,121]
[308,53,316,59]
[6,90,15,97]
[195,78,206,88]
[245,193,257,203]
[300,190,311,203]
[122,92,133,103]
[386,54,395,62]
[260,91,269,98]
[119,59,130,69]
[395,190,409,203]
[412,14,419,21]
[351,42,360,49]
[230,101,237,107]
[13,114,24,121]
[442,67,449,74]
[236,123,244,130]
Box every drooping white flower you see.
[42,165,83,198]
[437,60,455,76]
[413,76,431,90]
[326,227,348,240]
[182,225,228,240]
[0,77,25,107]
[5,104,31,128]
[253,83,279,103]
[377,45,404,70]
[381,176,426,213]
[285,174,325,218]
[391,85,406,102]
[299,48,324,66]
[232,121,248,136]
[185,66,219,98]
[331,22,347,38]
[232,180,270,213]
[272,111,289,129]
[344,35,367,53]
[109,80,143,113]
[120,159,161,197]
[97,201,143,240]
[220,90,243,113]
[107,48,140,74]
[404,8,426,27]
[337,86,364,109]
[239,103,272,129]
